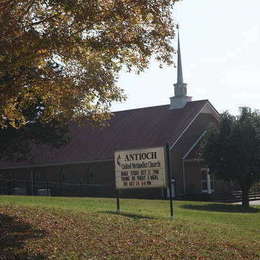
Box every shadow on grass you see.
[0,213,46,259]
[181,203,260,213]
[100,210,155,220]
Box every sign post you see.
[114,146,168,215]
[116,189,120,213]
[166,143,174,218]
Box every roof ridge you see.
[112,104,169,113]
[168,100,209,149]
[112,99,209,114]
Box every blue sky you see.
[111,0,260,115]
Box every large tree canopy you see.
[0,101,69,161]
[0,0,177,128]
[202,108,260,208]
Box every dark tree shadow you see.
[0,213,47,259]
[100,210,155,220]
[181,203,260,213]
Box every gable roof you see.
[0,100,210,169]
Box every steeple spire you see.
[169,26,192,109]
[177,31,184,85]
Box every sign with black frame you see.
[115,146,167,190]
[114,144,174,218]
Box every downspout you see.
[168,145,175,198]
[30,169,34,195]
[169,143,186,198]
[182,159,186,195]
[181,130,208,197]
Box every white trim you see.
[206,102,220,120]
[170,102,209,150]
[201,168,209,193]
[183,159,204,163]
[0,158,113,170]
[182,130,207,160]
[207,172,212,194]
[201,168,214,194]
[170,100,219,151]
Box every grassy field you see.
[0,196,260,259]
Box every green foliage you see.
[0,115,69,161]
[0,123,69,161]
[202,108,260,207]
[0,98,70,161]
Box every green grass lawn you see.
[0,196,260,259]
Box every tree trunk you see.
[241,187,250,209]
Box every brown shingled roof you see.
[0,100,209,169]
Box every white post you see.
[207,172,211,194]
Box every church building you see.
[0,34,232,200]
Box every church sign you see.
[114,147,167,189]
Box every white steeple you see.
[169,28,192,109]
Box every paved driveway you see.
[234,200,260,205]
[249,200,260,205]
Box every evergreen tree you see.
[202,108,260,208]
